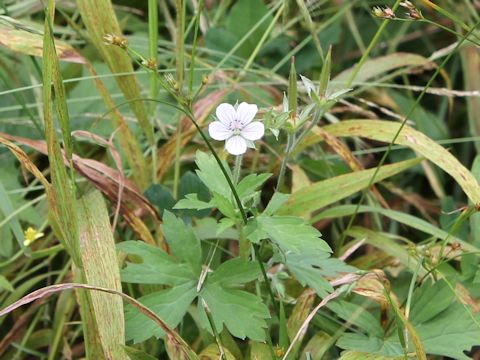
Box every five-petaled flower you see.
[209,102,264,155]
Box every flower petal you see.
[225,135,247,155]
[209,121,232,140]
[241,121,264,141]
[216,103,236,126]
[236,102,258,125]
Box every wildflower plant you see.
[1,1,480,360]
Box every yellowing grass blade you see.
[76,190,127,359]
[76,0,154,146]
[322,120,480,205]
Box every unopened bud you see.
[201,75,209,85]
[406,9,423,20]
[372,6,396,19]
[141,58,157,70]
[103,33,128,49]
[400,1,415,10]
[164,73,179,91]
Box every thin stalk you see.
[148,0,159,183]
[404,258,424,351]
[233,154,243,184]
[188,0,204,95]
[202,299,226,359]
[346,0,403,87]
[173,114,182,198]
[337,20,480,255]
[173,0,185,195]
[276,132,295,191]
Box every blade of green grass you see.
[277,157,422,217]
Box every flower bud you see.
[103,33,128,49]
[141,58,158,70]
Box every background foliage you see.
[0,0,479,359]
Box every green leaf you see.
[195,151,232,199]
[178,171,212,217]
[144,184,176,217]
[118,241,196,286]
[286,254,354,297]
[208,258,261,287]
[0,275,14,292]
[408,280,480,360]
[278,158,423,216]
[211,192,238,219]
[162,211,202,273]
[408,280,454,324]
[125,283,197,343]
[257,216,331,253]
[120,213,267,343]
[199,284,270,341]
[335,280,480,360]
[173,194,213,211]
[179,171,211,200]
[264,192,290,216]
[236,173,271,201]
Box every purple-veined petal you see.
[241,121,264,141]
[215,103,236,126]
[236,102,258,125]
[209,121,232,140]
[225,135,247,155]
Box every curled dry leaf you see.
[0,20,85,63]
[0,131,158,244]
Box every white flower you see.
[209,102,264,155]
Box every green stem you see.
[173,115,182,198]
[276,132,295,191]
[175,0,185,87]
[233,154,243,185]
[188,0,204,96]
[148,0,159,184]
[202,298,226,360]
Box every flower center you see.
[229,119,244,132]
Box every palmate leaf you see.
[334,280,480,359]
[199,284,270,341]
[119,213,269,343]
[256,216,331,253]
[124,283,197,342]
